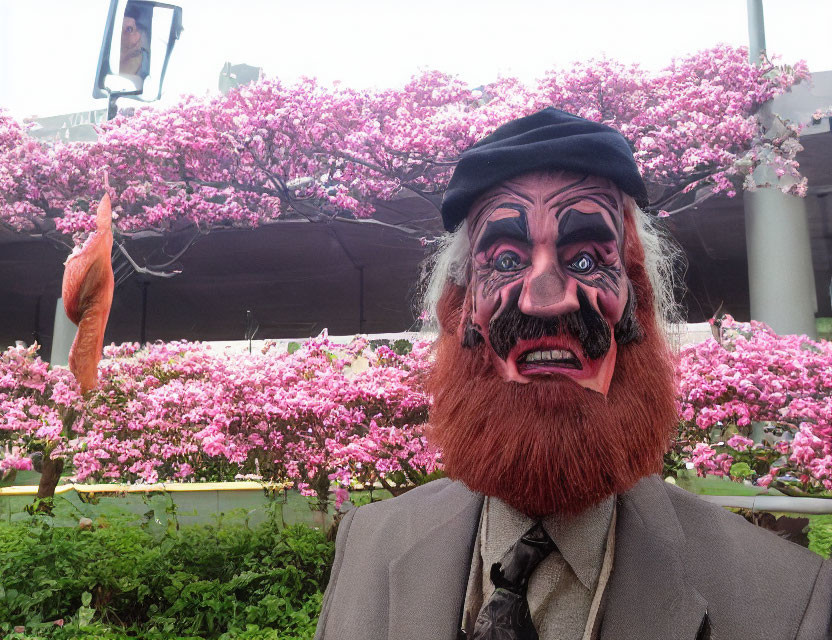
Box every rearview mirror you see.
[93,0,183,104]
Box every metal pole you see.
[744,188,817,336]
[746,0,766,63]
[107,94,119,120]
[33,296,42,346]
[698,493,832,515]
[49,298,76,366]
[743,0,817,337]
[140,281,149,344]
[358,266,365,333]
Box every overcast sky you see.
[1,0,831,119]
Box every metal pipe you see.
[49,298,76,366]
[698,494,832,514]
[359,265,365,333]
[743,0,817,337]
[327,225,365,333]
[744,188,818,337]
[33,295,42,346]
[140,280,149,344]
[746,0,766,64]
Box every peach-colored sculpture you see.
[62,193,115,394]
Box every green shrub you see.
[808,515,832,559]
[0,512,333,640]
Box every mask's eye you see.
[568,252,595,274]
[494,250,523,272]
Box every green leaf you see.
[77,603,95,627]
[287,342,301,354]
[729,462,754,479]
[391,339,413,356]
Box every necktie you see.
[471,522,557,640]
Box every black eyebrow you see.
[475,208,529,252]
[556,210,616,247]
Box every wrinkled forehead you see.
[466,171,625,240]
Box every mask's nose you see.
[517,254,580,318]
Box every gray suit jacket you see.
[315,476,832,640]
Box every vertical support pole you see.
[140,281,149,344]
[746,0,766,62]
[49,298,76,366]
[33,296,42,346]
[245,309,257,354]
[358,266,365,334]
[744,0,817,337]
[744,187,817,337]
[328,224,365,334]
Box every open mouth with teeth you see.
[519,348,582,370]
[507,337,599,381]
[498,335,615,394]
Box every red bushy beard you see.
[426,215,678,517]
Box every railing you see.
[697,494,832,514]
[4,481,832,516]
[0,480,290,496]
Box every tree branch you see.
[116,243,181,278]
[141,229,203,270]
[660,190,717,217]
[649,171,716,210]
[397,184,443,212]
[330,216,428,237]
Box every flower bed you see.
[1,334,438,509]
[673,316,832,495]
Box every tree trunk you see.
[312,471,330,514]
[35,455,64,512]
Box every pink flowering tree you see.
[0,345,83,506]
[0,335,438,511]
[0,45,811,254]
[675,316,832,495]
[536,48,809,209]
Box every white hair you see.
[419,197,685,346]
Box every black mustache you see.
[488,288,612,362]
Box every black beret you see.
[440,107,649,231]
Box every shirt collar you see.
[483,495,615,590]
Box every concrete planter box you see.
[0,474,340,529]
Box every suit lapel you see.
[388,482,484,640]
[598,477,708,640]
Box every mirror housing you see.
[93,0,183,103]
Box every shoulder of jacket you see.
[345,477,479,538]
[655,477,825,579]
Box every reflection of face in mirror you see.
[119,6,150,85]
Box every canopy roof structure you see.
[0,195,437,356]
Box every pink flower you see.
[726,434,754,452]
[334,487,350,510]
